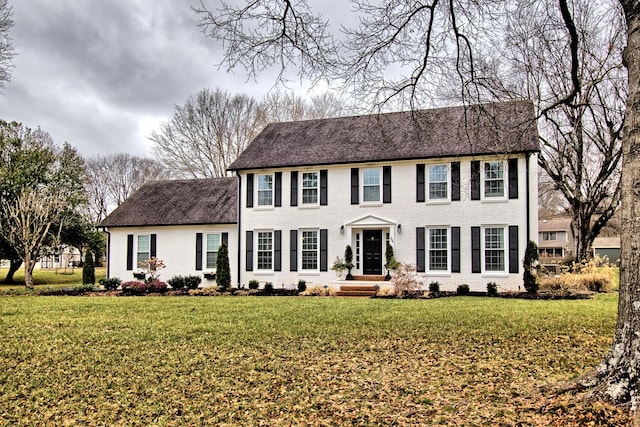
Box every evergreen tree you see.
[82,251,95,286]
[216,241,231,290]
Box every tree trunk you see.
[23,253,34,289]
[2,259,21,283]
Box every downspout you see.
[236,173,242,289]
[525,153,531,242]
[98,227,111,278]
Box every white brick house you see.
[228,101,539,292]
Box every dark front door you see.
[363,230,383,275]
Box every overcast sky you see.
[0,1,325,158]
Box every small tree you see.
[82,251,95,285]
[344,245,354,280]
[216,241,231,291]
[523,240,539,294]
[384,242,399,280]
[391,263,422,297]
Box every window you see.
[428,165,448,200]
[362,168,381,202]
[136,235,150,267]
[484,227,505,271]
[483,161,505,198]
[428,228,448,271]
[205,233,221,269]
[257,231,273,270]
[301,230,319,270]
[257,174,273,206]
[542,231,557,241]
[302,172,319,204]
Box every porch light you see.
[397,224,402,233]
[340,225,345,234]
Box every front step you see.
[351,275,386,282]
[335,285,379,297]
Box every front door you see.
[363,230,383,275]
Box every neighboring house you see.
[38,245,81,269]
[592,236,621,265]
[227,101,540,292]
[99,178,238,286]
[537,217,575,270]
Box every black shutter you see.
[508,158,519,199]
[451,162,460,201]
[351,168,359,205]
[509,225,519,273]
[150,234,157,258]
[416,227,425,272]
[290,230,298,271]
[274,172,282,207]
[451,227,461,273]
[383,166,391,203]
[471,161,480,200]
[126,234,134,270]
[290,171,298,206]
[471,226,481,273]
[416,164,425,202]
[246,173,254,208]
[246,231,253,272]
[320,170,328,205]
[320,229,328,271]
[222,232,228,246]
[195,233,203,271]
[274,230,281,271]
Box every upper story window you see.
[257,231,273,270]
[302,172,319,205]
[257,174,273,206]
[301,230,319,271]
[428,164,448,200]
[428,228,449,271]
[484,227,505,272]
[483,161,505,198]
[542,231,557,241]
[136,235,150,266]
[206,233,221,269]
[362,168,381,202]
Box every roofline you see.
[228,149,540,172]
[99,221,237,228]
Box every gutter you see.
[525,153,531,242]
[97,226,111,278]
[236,173,242,288]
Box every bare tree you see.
[0,0,15,90]
[196,0,640,413]
[258,90,348,124]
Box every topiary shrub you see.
[168,275,186,290]
[523,240,539,294]
[264,282,274,294]
[487,282,498,296]
[82,251,95,285]
[184,275,202,290]
[216,241,231,291]
[297,279,307,292]
[457,284,470,295]
[99,277,121,291]
[429,281,440,293]
[248,279,259,290]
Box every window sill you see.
[253,271,274,275]
[425,272,451,277]
[481,198,508,203]
[360,202,383,207]
[298,204,320,209]
[299,271,321,276]
[425,200,451,205]
[482,272,509,278]
[254,206,275,211]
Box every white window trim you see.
[481,160,507,201]
[361,167,382,204]
[427,164,450,202]
[300,229,320,272]
[136,234,151,269]
[426,226,450,274]
[256,173,274,208]
[481,225,507,274]
[542,231,557,241]
[256,230,274,272]
[300,171,320,206]
[204,232,222,271]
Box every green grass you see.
[0,294,628,425]
[0,267,106,289]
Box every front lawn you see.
[0,295,628,425]
[0,267,106,289]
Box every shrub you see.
[248,280,259,290]
[168,275,186,290]
[429,281,440,293]
[297,279,307,292]
[457,284,470,295]
[264,282,274,294]
[487,282,498,296]
[523,240,539,294]
[35,285,95,296]
[189,287,220,296]
[184,275,202,290]
[147,279,168,293]
[391,263,422,296]
[82,251,95,285]
[99,277,121,291]
[121,281,147,295]
[216,241,231,291]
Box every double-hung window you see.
[484,227,505,271]
[483,161,505,198]
[136,235,150,267]
[301,230,319,270]
[257,174,273,206]
[428,228,448,271]
[542,231,557,241]
[302,172,319,205]
[428,165,448,200]
[205,233,221,269]
[362,168,381,202]
[257,231,273,270]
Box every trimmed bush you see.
[248,280,259,290]
[121,280,167,295]
[297,280,307,292]
[99,277,121,291]
[523,240,539,294]
[168,275,186,290]
[264,282,274,294]
[82,251,95,285]
[429,281,440,293]
[457,284,470,295]
[216,241,231,291]
[147,279,168,293]
[487,282,498,296]
[184,275,202,290]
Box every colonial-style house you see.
[537,217,575,271]
[227,101,539,292]
[99,178,237,285]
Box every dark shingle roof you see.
[99,177,237,227]
[228,100,539,171]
